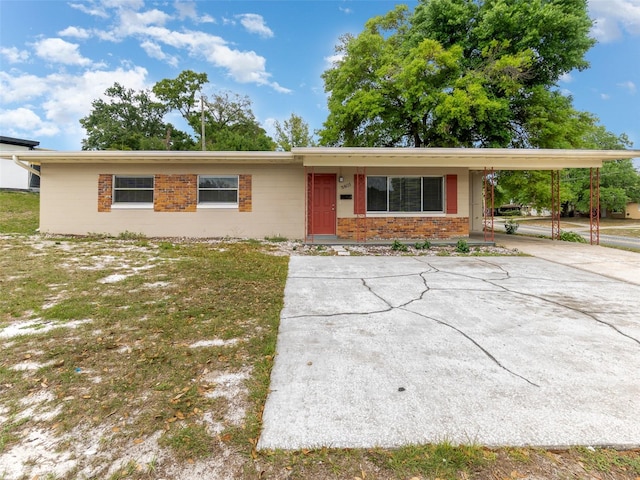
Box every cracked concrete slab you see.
[259,256,640,450]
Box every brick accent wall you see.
[239,174,252,212]
[154,174,197,212]
[98,174,112,212]
[337,217,469,240]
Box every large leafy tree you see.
[563,129,640,214]
[80,83,193,150]
[152,69,208,135]
[319,0,595,148]
[273,113,315,151]
[81,70,274,151]
[201,92,275,151]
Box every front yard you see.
[1,191,639,479]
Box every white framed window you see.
[198,175,239,207]
[112,175,154,207]
[367,176,444,213]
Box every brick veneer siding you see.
[154,174,197,212]
[337,217,469,240]
[239,174,252,212]
[99,173,251,213]
[98,174,113,212]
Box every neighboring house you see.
[6,147,640,241]
[0,136,41,190]
[624,203,640,220]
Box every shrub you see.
[504,218,519,234]
[456,239,470,253]
[559,231,587,243]
[414,240,431,250]
[391,240,408,252]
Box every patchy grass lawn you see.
[0,191,39,234]
[1,196,639,479]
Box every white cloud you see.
[589,0,640,42]
[59,26,92,39]
[175,1,197,20]
[324,53,344,68]
[116,8,172,36]
[0,107,60,137]
[0,46,30,63]
[69,1,109,18]
[174,1,213,23]
[0,72,49,103]
[140,40,179,67]
[600,93,611,100]
[39,2,288,93]
[33,38,92,66]
[0,67,150,142]
[617,80,637,94]
[236,14,274,38]
[339,6,353,14]
[559,73,573,83]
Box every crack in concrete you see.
[286,265,540,387]
[459,260,640,347]
[399,307,540,387]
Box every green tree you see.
[81,70,274,151]
[201,92,275,151]
[273,113,315,151]
[80,83,193,150]
[563,129,640,214]
[152,70,209,135]
[319,0,595,148]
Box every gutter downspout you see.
[12,154,41,177]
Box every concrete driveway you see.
[258,253,640,450]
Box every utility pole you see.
[200,94,206,151]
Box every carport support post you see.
[590,167,600,245]
[551,170,561,240]
[483,167,495,242]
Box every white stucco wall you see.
[0,143,31,189]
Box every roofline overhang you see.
[2,150,299,165]
[3,147,639,170]
[0,135,40,148]
[292,147,640,170]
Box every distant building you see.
[0,136,41,190]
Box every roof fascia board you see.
[3,151,299,165]
[301,156,607,170]
[294,148,640,170]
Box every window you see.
[113,176,154,203]
[198,175,239,206]
[367,176,444,213]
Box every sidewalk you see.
[494,233,640,285]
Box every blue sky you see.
[1,0,639,162]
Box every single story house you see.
[6,147,640,241]
[0,136,40,190]
[622,203,640,220]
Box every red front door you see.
[308,174,336,235]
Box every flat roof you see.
[5,147,640,170]
[293,147,640,170]
[0,136,40,148]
